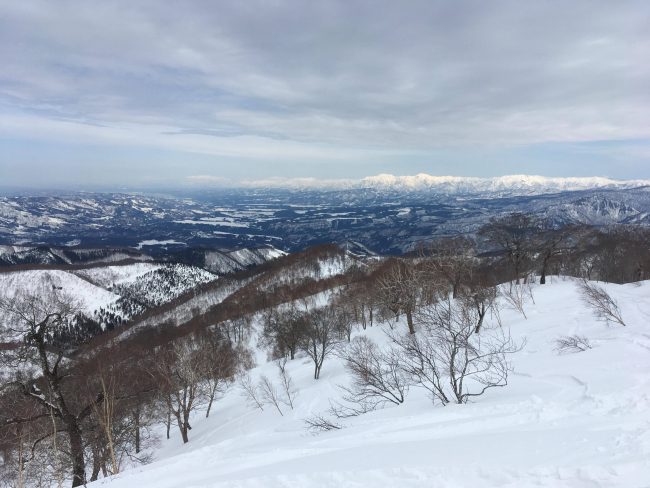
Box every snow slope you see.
[0,269,120,315]
[74,263,162,288]
[92,278,650,488]
[0,264,218,331]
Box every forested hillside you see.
[0,218,648,487]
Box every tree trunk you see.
[166,405,171,440]
[179,410,190,444]
[474,304,486,334]
[90,446,101,482]
[206,384,217,418]
[134,407,141,454]
[66,419,86,487]
[406,309,415,335]
[540,253,550,285]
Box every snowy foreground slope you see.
[94,278,650,488]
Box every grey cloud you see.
[0,0,649,184]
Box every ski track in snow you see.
[90,278,650,488]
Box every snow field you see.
[94,277,650,487]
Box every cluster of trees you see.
[476,214,649,285]
[261,301,352,379]
[0,292,242,487]
[111,264,216,308]
[92,297,146,332]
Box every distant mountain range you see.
[1,175,649,256]
[359,174,650,196]
[240,173,650,196]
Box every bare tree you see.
[554,335,592,354]
[300,307,343,379]
[258,375,284,416]
[88,366,119,478]
[388,328,449,404]
[578,279,626,326]
[221,316,252,344]
[276,358,297,410]
[303,414,342,433]
[260,306,307,360]
[152,336,206,443]
[238,373,265,412]
[338,282,377,330]
[535,225,576,285]
[394,296,520,404]
[376,259,421,334]
[458,273,499,334]
[340,336,409,410]
[479,213,539,284]
[0,292,106,487]
[500,282,534,319]
[421,237,476,298]
[196,328,237,418]
[336,308,355,343]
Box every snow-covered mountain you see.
[360,173,650,196]
[0,263,220,334]
[543,194,648,226]
[242,173,650,196]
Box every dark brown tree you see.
[479,213,540,284]
[0,293,105,487]
[300,307,343,379]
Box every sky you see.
[1,0,649,189]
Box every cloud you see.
[1,0,649,185]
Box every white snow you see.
[74,263,162,287]
[92,277,650,487]
[0,269,121,316]
[136,239,186,249]
[361,173,650,194]
[173,219,250,228]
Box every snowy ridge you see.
[0,270,121,317]
[252,247,359,293]
[239,173,650,195]
[110,264,218,307]
[73,263,163,288]
[0,245,153,266]
[92,278,650,488]
[0,263,220,333]
[204,246,287,274]
[543,195,646,226]
[360,173,650,195]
